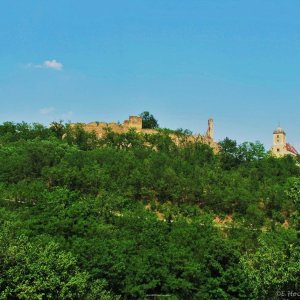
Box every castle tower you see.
[123,116,143,130]
[206,118,214,140]
[272,127,286,157]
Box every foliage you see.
[139,111,159,129]
[0,121,299,299]
[241,231,300,299]
[285,177,300,209]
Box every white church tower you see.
[271,127,298,157]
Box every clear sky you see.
[1,0,300,149]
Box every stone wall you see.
[71,116,219,153]
[71,116,143,137]
[123,116,143,130]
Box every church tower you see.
[272,127,286,156]
[271,127,298,157]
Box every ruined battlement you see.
[71,116,219,152]
[123,116,143,129]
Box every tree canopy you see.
[0,121,299,299]
[139,111,159,129]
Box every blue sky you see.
[1,0,300,149]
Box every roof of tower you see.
[273,127,286,135]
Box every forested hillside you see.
[0,121,300,299]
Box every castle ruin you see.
[71,116,219,152]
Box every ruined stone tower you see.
[206,118,214,140]
[123,116,143,130]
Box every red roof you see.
[285,143,298,155]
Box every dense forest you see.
[0,120,300,299]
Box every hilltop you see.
[0,120,300,299]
